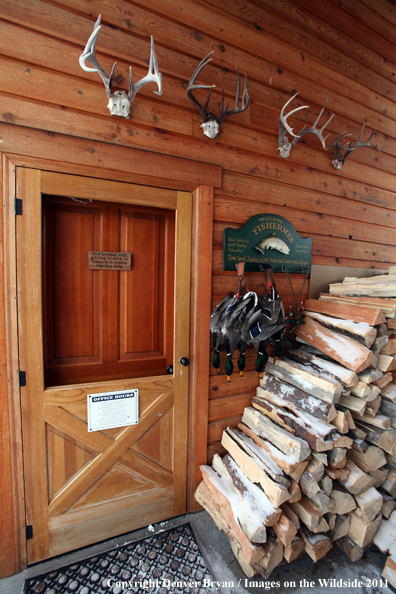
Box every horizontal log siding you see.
[1,0,396,571]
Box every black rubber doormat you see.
[24,523,216,594]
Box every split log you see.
[386,453,396,471]
[265,358,341,404]
[354,420,396,455]
[373,510,396,556]
[328,514,350,542]
[381,492,396,519]
[388,319,396,329]
[226,427,290,486]
[348,444,387,473]
[359,368,384,384]
[330,482,356,515]
[288,481,301,503]
[325,465,350,482]
[382,468,396,497]
[286,347,358,387]
[252,392,336,452]
[273,512,298,547]
[382,555,396,589]
[380,339,396,356]
[288,498,321,531]
[229,541,256,579]
[372,335,389,351]
[195,480,265,566]
[328,448,347,469]
[305,491,333,516]
[314,516,330,534]
[294,317,374,373]
[375,372,393,389]
[325,514,337,531]
[299,471,320,498]
[303,298,385,326]
[337,406,356,430]
[312,451,328,465]
[252,532,284,580]
[237,422,309,483]
[329,280,396,299]
[303,310,377,348]
[199,465,268,545]
[336,535,365,562]
[350,381,373,398]
[339,394,366,416]
[306,458,325,482]
[349,426,367,440]
[318,294,396,319]
[258,374,337,423]
[365,395,382,418]
[299,526,332,562]
[381,383,396,403]
[380,399,396,419]
[221,429,291,507]
[348,511,382,548]
[369,468,389,489]
[283,535,305,563]
[354,487,383,523]
[331,433,353,449]
[212,454,281,530]
[241,407,311,463]
[319,474,333,496]
[352,412,390,430]
[352,438,368,454]
[339,459,376,495]
[378,354,396,372]
[331,410,349,434]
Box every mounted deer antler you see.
[278,93,334,158]
[187,51,250,139]
[79,14,162,118]
[328,124,381,169]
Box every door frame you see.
[1,129,219,574]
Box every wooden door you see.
[16,169,192,563]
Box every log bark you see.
[237,422,309,483]
[221,429,291,507]
[336,535,365,562]
[259,373,337,423]
[241,407,311,463]
[286,347,358,387]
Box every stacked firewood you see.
[196,280,396,582]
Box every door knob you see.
[180,357,190,367]
[167,365,173,375]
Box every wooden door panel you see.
[17,169,191,561]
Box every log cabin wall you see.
[1,0,396,577]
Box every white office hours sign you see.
[87,389,139,432]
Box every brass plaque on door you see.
[88,251,132,270]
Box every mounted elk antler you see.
[278,93,334,158]
[187,51,250,139]
[328,124,381,169]
[79,14,162,118]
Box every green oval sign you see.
[223,214,311,273]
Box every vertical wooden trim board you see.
[187,186,214,511]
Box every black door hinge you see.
[26,525,33,540]
[19,371,26,387]
[15,198,23,215]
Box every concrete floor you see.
[0,510,394,594]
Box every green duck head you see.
[238,352,246,377]
[255,349,269,378]
[212,350,221,374]
[225,355,234,383]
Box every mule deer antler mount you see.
[278,93,334,158]
[79,15,162,118]
[187,51,250,139]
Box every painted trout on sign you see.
[255,233,290,255]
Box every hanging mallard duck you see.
[241,266,288,378]
[211,264,289,381]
